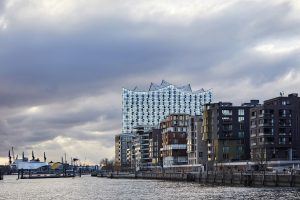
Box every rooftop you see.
[124,80,211,93]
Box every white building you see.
[122,80,212,133]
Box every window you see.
[237,146,243,153]
[222,153,229,159]
[259,110,264,115]
[238,132,244,138]
[223,124,232,131]
[222,110,232,116]
[199,152,203,158]
[238,109,244,116]
[279,137,286,145]
[238,117,244,122]
[222,147,230,153]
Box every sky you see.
[0,0,300,165]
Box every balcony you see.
[163,144,187,151]
[258,132,273,136]
[250,133,256,137]
[279,123,292,127]
[264,142,274,145]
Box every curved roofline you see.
[123,80,212,94]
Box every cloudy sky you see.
[0,0,300,165]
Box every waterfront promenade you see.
[104,171,300,188]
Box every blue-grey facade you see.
[122,80,212,133]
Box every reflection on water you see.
[1,175,300,200]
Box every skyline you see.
[1,0,300,164]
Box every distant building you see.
[202,101,259,168]
[250,93,300,162]
[115,133,134,171]
[122,80,212,133]
[161,114,189,167]
[187,115,207,165]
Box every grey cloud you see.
[0,0,300,163]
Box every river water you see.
[1,175,300,200]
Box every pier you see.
[17,168,82,179]
[101,171,300,188]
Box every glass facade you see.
[122,80,212,133]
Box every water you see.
[1,175,300,200]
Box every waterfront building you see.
[202,101,259,168]
[149,128,163,168]
[115,133,134,171]
[161,114,189,167]
[187,115,207,165]
[126,141,135,171]
[134,126,153,171]
[250,93,300,162]
[122,80,212,133]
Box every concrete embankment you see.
[104,171,300,187]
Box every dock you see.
[17,168,82,179]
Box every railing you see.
[162,144,187,150]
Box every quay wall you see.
[106,171,300,187]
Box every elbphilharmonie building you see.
[122,80,213,133]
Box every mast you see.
[8,150,12,165]
[44,152,47,163]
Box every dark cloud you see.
[0,0,300,163]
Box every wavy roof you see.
[124,80,210,93]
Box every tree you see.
[100,158,114,172]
